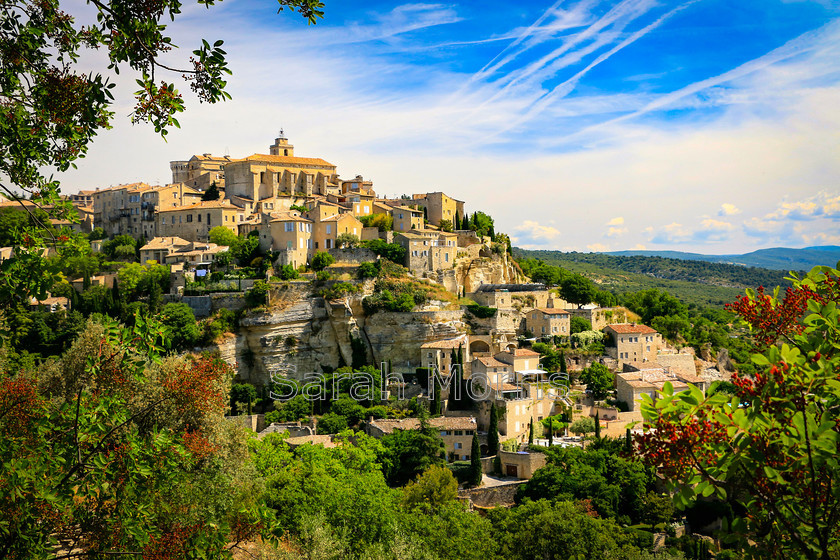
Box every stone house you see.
[604,323,663,367]
[170,153,236,190]
[420,335,470,377]
[615,362,702,412]
[269,213,313,269]
[395,230,457,275]
[366,416,478,462]
[139,236,191,263]
[497,450,547,479]
[409,192,465,227]
[156,199,244,242]
[390,205,424,233]
[525,308,570,338]
[471,284,548,309]
[567,306,637,331]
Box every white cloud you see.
[606,216,624,226]
[587,242,609,252]
[510,220,562,248]
[719,203,741,216]
[606,226,628,238]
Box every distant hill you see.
[514,249,794,308]
[605,246,840,271]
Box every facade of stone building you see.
[366,416,478,462]
[525,308,571,338]
[604,323,663,367]
[156,200,244,242]
[410,191,465,227]
[395,230,457,275]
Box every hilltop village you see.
[15,133,736,476]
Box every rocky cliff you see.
[455,248,527,293]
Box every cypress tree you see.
[548,422,554,447]
[625,428,633,454]
[431,377,441,416]
[594,415,601,439]
[148,278,162,314]
[560,349,567,373]
[454,212,461,230]
[82,270,91,291]
[487,404,499,456]
[469,431,482,487]
[528,419,534,445]
[463,212,469,231]
[488,223,495,241]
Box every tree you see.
[381,417,445,486]
[202,181,221,201]
[529,419,534,445]
[208,226,240,247]
[438,219,453,232]
[311,251,335,271]
[160,302,199,350]
[316,412,348,434]
[570,316,592,334]
[560,274,596,308]
[0,317,276,558]
[230,383,258,415]
[335,233,360,249]
[278,263,300,280]
[469,431,482,487]
[569,417,596,436]
[401,464,459,513]
[636,265,840,559]
[580,362,614,400]
[488,404,499,456]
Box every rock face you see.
[455,250,526,294]
[217,294,468,387]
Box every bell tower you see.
[269,128,294,157]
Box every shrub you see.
[277,264,299,280]
[335,233,360,249]
[465,304,497,318]
[246,280,269,307]
[360,239,405,263]
[321,282,359,300]
[315,270,331,282]
[357,261,379,279]
[310,251,335,271]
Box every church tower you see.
[269,129,295,157]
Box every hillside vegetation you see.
[514,249,792,308]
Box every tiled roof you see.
[140,236,190,250]
[511,348,540,357]
[475,356,508,368]
[243,153,335,167]
[534,308,569,315]
[607,323,658,334]
[370,416,477,434]
[421,336,468,349]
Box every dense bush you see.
[311,251,335,271]
[465,303,497,318]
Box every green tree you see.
[160,302,199,351]
[570,316,592,334]
[277,263,300,280]
[208,225,240,247]
[381,417,445,486]
[637,265,840,560]
[316,412,348,434]
[560,274,596,308]
[202,181,221,201]
[311,251,335,271]
[401,464,458,513]
[569,416,596,436]
[580,362,614,400]
[528,419,534,445]
[469,431,482,487]
[438,219,453,232]
[335,233,360,249]
[230,383,258,415]
[488,404,499,456]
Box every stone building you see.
[365,416,478,462]
[603,323,663,367]
[170,153,236,191]
[156,199,244,242]
[615,361,707,412]
[525,308,571,338]
[410,191,465,227]
[395,230,457,275]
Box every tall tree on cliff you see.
[488,404,500,456]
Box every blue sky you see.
[58,0,840,253]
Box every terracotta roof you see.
[475,356,508,368]
[140,236,190,250]
[534,308,569,315]
[285,435,336,448]
[243,153,335,167]
[607,323,658,334]
[370,416,477,434]
[421,336,467,349]
[511,348,540,357]
[270,212,312,223]
[491,382,521,392]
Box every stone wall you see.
[328,247,378,265]
[210,293,248,314]
[656,352,698,377]
[459,481,526,508]
[182,295,212,318]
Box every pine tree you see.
[528,419,534,445]
[203,181,220,201]
[487,404,499,456]
[469,431,482,487]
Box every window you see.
[444,253,449,262]
[285,222,294,232]
[440,431,448,437]
[353,228,357,235]
[326,239,332,249]
[207,213,211,225]
[286,241,292,250]
[187,215,193,223]
[162,217,166,224]
[455,430,463,436]
[326,224,332,234]
[398,213,403,219]
[197,214,201,223]
[307,239,312,249]
[454,442,462,449]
